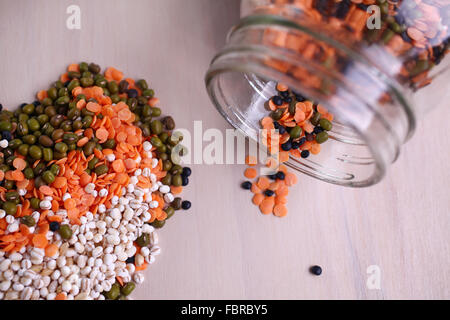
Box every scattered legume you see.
[242,83,333,217]
[310,265,323,276]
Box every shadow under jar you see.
[205,0,449,187]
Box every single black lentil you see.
[181,201,191,210]
[241,181,252,190]
[310,265,322,276]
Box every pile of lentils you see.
[0,62,192,300]
[241,82,334,217]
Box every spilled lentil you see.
[0,63,192,300]
[242,83,333,217]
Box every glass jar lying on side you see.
[206,0,449,187]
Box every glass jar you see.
[205,0,449,187]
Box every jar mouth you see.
[206,14,416,187]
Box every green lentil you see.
[5,191,19,202]
[22,104,35,115]
[151,220,166,229]
[33,163,46,176]
[55,142,68,154]
[42,171,55,184]
[17,144,29,156]
[0,121,12,132]
[289,101,297,115]
[5,156,15,166]
[83,141,96,156]
[72,120,83,131]
[142,89,154,98]
[30,198,40,210]
[23,167,35,179]
[50,115,64,127]
[289,126,302,140]
[151,107,161,117]
[102,139,116,149]
[18,114,29,123]
[271,109,284,121]
[67,79,81,92]
[88,157,99,170]
[150,137,163,148]
[23,134,37,145]
[171,174,182,187]
[41,98,53,107]
[136,233,150,247]
[105,283,120,300]
[4,180,15,190]
[37,114,49,126]
[170,165,183,175]
[110,94,120,104]
[27,118,40,131]
[108,81,119,94]
[171,197,182,210]
[165,207,175,219]
[161,173,172,186]
[29,145,43,160]
[94,164,109,176]
[315,131,329,144]
[21,216,36,227]
[49,164,61,176]
[47,87,58,100]
[310,112,321,126]
[120,282,136,297]
[16,122,29,136]
[55,96,70,106]
[8,139,23,149]
[319,118,332,131]
[58,225,73,240]
[162,160,172,172]
[3,201,17,216]
[68,71,81,79]
[58,87,69,97]
[82,115,93,128]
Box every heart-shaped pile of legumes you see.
[0,63,191,300]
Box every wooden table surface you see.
[1,0,449,300]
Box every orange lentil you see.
[273,204,288,217]
[279,151,290,163]
[76,137,89,147]
[252,193,264,206]
[259,197,275,215]
[244,168,258,179]
[256,177,270,190]
[37,90,48,101]
[251,183,261,194]
[54,293,67,300]
[12,158,27,171]
[60,73,69,83]
[67,63,79,72]
[276,83,289,92]
[64,198,77,210]
[95,128,109,143]
[45,244,59,257]
[245,155,257,166]
[38,186,53,196]
[285,173,298,187]
[32,234,48,249]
